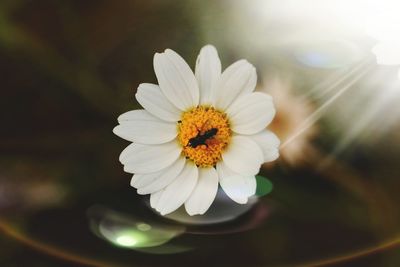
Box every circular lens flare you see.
[87,206,186,249]
[115,235,138,247]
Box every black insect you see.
[188,128,218,148]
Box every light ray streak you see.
[314,59,373,101]
[281,64,373,149]
[299,58,372,102]
[318,81,400,169]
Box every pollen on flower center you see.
[178,106,231,167]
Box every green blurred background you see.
[1,0,400,266]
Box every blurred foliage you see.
[255,176,273,197]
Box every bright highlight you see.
[115,235,137,247]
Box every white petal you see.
[130,158,183,188]
[226,92,275,135]
[155,162,198,215]
[184,167,218,215]
[120,141,181,174]
[150,190,163,209]
[222,135,263,176]
[137,157,186,195]
[135,83,181,122]
[249,130,280,162]
[213,60,256,110]
[264,149,279,162]
[244,176,257,196]
[153,49,199,110]
[195,45,221,105]
[113,110,177,144]
[217,161,255,204]
[130,172,160,188]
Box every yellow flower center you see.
[178,106,231,167]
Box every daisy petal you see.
[153,49,199,110]
[120,141,181,174]
[226,92,275,135]
[264,149,279,162]
[222,135,263,176]
[137,157,186,195]
[185,167,219,215]
[155,163,198,215]
[195,45,221,105]
[150,190,163,209]
[130,172,161,188]
[135,83,181,122]
[249,130,280,162]
[130,158,183,188]
[113,110,177,144]
[214,60,256,110]
[244,176,257,196]
[217,161,255,204]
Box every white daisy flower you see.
[113,45,280,216]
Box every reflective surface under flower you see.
[113,45,280,216]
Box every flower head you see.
[259,77,317,167]
[113,45,280,216]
